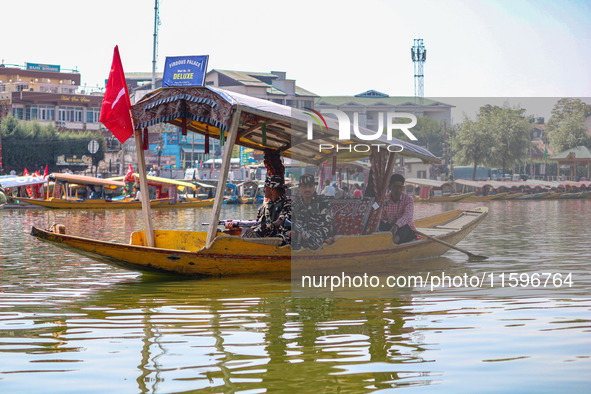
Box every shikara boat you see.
[15,196,168,209]
[109,173,216,208]
[32,207,487,276]
[0,174,47,208]
[0,187,6,208]
[30,85,487,277]
[406,178,472,202]
[13,174,171,209]
[454,179,511,201]
[236,181,260,204]
[223,183,239,204]
[158,197,216,208]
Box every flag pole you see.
[133,125,155,247]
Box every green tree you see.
[547,98,591,152]
[1,116,104,173]
[486,105,532,176]
[454,115,495,180]
[411,116,445,157]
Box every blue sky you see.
[3,0,590,98]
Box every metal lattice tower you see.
[411,38,426,99]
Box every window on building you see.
[59,106,84,123]
[40,106,55,121]
[270,98,284,105]
[25,105,55,121]
[205,81,214,86]
[86,108,100,123]
[12,108,24,119]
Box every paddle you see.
[415,230,488,261]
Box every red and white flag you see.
[42,165,48,180]
[100,45,134,143]
[23,168,33,197]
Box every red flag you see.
[124,163,135,183]
[100,45,134,143]
[33,171,42,198]
[42,165,48,180]
[23,168,33,197]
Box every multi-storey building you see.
[0,63,104,132]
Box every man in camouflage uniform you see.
[236,175,292,246]
[291,174,333,250]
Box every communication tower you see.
[411,38,426,99]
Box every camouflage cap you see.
[299,174,317,186]
[265,175,285,189]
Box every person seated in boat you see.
[226,175,291,246]
[291,174,333,250]
[134,185,142,201]
[379,174,416,244]
[321,180,336,197]
[353,183,363,198]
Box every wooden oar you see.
[415,230,488,261]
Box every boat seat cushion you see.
[330,198,375,236]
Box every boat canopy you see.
[131,86,440,165]
[109,174,196,191]
[405,178,454,188]
[235,180,259,188]
[0,175,45,188]
[194,182,216,189]
[50,174,125,188]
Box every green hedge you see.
[1,116,104,174]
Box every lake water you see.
[0,200,589,393]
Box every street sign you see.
[88,140,99,154]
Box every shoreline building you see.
[315,90,452,131]
[0,63,104,132]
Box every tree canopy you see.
[547,98,591,153]
[1,116,105,174]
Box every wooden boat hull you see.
[462,193,508,202]
[154,198,215,208]
[413,192,473,202]
[495,193,526,200]
[30,207,488,277]
[238,197,254,204]
[13,197,168,209]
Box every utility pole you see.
[191,132,195,169]
[152,0,160,89]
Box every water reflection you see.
[0,200,590,392]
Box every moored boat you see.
[406,178,472,202]
[236,181,260,204]
[31,207,488,276]
[12,174,169,209]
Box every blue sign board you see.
[26,63,61,72]
[162,55,209,87]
